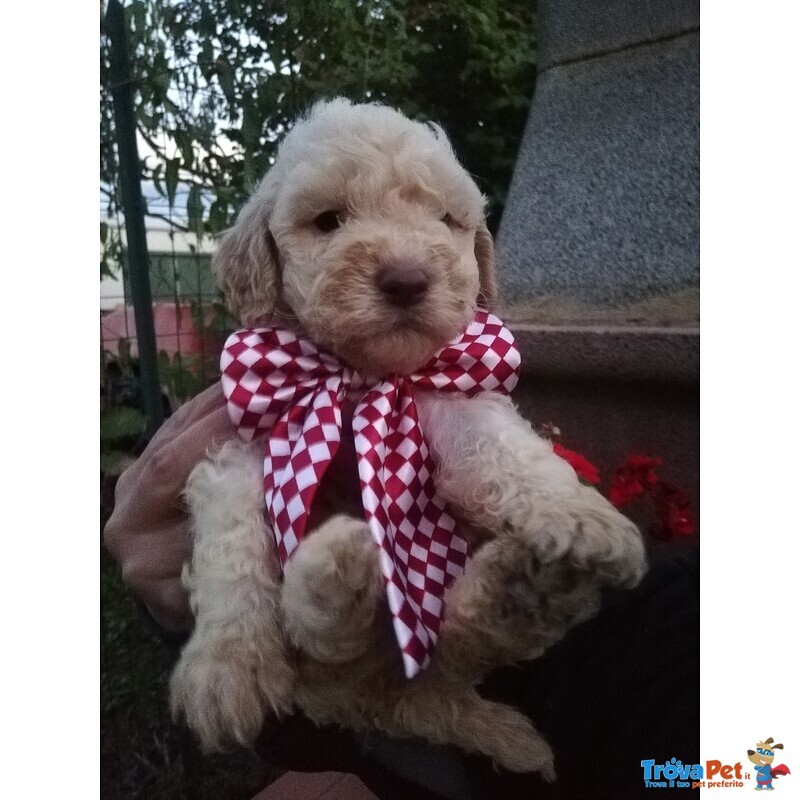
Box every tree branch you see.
[137,123,169,157]
[146,211,191,233]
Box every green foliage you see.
[156,301,237,408]
[100,219,124,279]
[100,554,171,717]
[100,405,147,441]
[101,338,147,474]
[101,549,272,799]
[100,405,146,475]
[158,351,207,406]
[100,0,537,233]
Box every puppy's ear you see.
[213,196,280,326]
[474,222,497,310]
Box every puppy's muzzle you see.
[377,260,429,308]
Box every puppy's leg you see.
[170,440,295,752]
[282,519,556,776]
[281,515,383,663]
[436,535,602,682]
[365,678,556,778]
[416,391,647,589]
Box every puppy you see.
[170,99,647,779]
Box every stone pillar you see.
[497,0,699,325]
[498,0,700,535]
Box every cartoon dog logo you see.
[747,738,791,790]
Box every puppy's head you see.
[214,98,496,376]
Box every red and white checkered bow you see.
[221,310,521,678]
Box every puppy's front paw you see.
[170,635,295,752]
[525,488,647,589]
[570,486,647,588]
[282,515,382,663]
[484,705,557,779]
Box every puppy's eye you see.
[441,213,459,228]
[314,211,343,233]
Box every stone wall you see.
[498,0,700,541]
[497,0,699,325]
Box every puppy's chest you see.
[306,399,363,528]
[294,392,450,532]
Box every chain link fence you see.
[100,5,252,796]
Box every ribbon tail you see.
[353,380,468,679]
[266,383,344,565]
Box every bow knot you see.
[222,310,520,677]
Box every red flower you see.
[625,454,663,470]
[653,482,695,537]
[609,454,663,508]
[553,443,601,485]
[664,507,695,537]
[609,474,646,507]
[547,435,695,541]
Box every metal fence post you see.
[106,0,164,437]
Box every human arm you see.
[102,383,238,632]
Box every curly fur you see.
[171,99,647,777]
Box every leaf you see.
[100,407,146,442]
[217,60,237,106]
[130,0,146,35]
[151,163,164,197]
[200,40,214,69]
[100,450,137,476]
[241,103,261,147]
[178,137,194,172]
[116,338,135,377]
[100,221,109,245]
[186,185,204,237]
[165,158,180,208]
[189,300,206,330]
[206,197,229,234]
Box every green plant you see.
[101,337,147,475]
[100,405,146,475]
[100,0,537,235]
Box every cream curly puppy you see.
[170,98,647,779]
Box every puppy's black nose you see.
[377,263,429,308]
